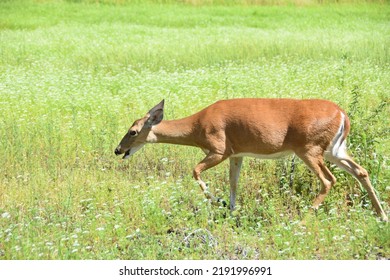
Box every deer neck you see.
[148,117,197,147]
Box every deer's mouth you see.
[123,149,131,159]
[116,144,145,160]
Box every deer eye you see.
[129,130,138,137]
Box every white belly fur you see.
[232,151,293,159]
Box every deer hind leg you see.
[193,152,227,207]
[325,142,388,221]
[296,149,337,210]
[229,157,243,212]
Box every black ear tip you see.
[159,99,165,108]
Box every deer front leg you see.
[193,152,227,207]
[229,157,243,212]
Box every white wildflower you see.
[1,212,10,219]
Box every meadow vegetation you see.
[0,0,389,259]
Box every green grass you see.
[0,0,389,260]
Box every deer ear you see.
[146,99,164,127]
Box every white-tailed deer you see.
[115,99,387,221]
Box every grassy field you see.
[0,0,389,260]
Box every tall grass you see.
[0,0,389,259]
[61,0,389,5]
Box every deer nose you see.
[114,147,121,155]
